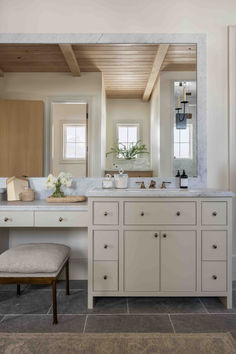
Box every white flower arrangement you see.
[46,172,72,198]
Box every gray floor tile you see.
[50,290,87,314]
[29,280,87,291]
[0,291,52,315]
[201,294,236,313]
[0,284,29,292]
[85,314,173,333]
[128,297,206,314]
[89,297,127,314]
[171,314,236,333]
[0,314,86,332]
[233,281,236,290]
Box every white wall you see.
[106,98,150,169]
[0,72,103,177]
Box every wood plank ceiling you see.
[0,44,196,99]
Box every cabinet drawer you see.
[0,211,34,227]
[93,261,118,291]
[94,231,118,261]
[93,202,119,225]
[202,261,227,292]
[202,202,227,225]
[124,202,196,225]
[202,231,227,261]
[35,211,88,227]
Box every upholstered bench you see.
[0,243,71,324]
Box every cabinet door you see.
[124,231,160,291]
[161,231,196,291]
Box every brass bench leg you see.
[52,280,58,325]
[66,260,70,296]
[17,284,20,296]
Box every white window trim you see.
[114,122,141,160]
[59,120,87,164]
[174,123,193,160]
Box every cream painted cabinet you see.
[161,231,196,291]
[124,231,160,292]
[88,197,232,310]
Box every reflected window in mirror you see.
[63,124,87,161]
[117,123,140,158]
[174,124,193,159]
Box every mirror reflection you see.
[0,43,197,178]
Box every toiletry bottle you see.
[175,170,180,188]
[180,170,188,189]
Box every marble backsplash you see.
[0,177,204,200]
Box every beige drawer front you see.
[93,261,118,291]
[93,202,119,225]
[0,211,34,227]
[202,231,227,261]
[202,202,227,225]
[124,202,196,225]
[35,211,88,227]
[94,231,118,261]
[202,261,227,292]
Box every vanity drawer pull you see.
[212,211,217,216]
[104,244,108,249]
[212,275,217,280]
[59,217,63,222]
[212,244,217,249]
[140,212,144,216]
[154,233,158,238]
[103,275,108,280]
[104,211,108,216]
[176,211,181,216]
[163,233,167,238]
[4,217,9,222]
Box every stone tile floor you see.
[0,280,235,337]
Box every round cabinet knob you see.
[212,244,217,249]
[154,233,158,238]
[141,212,144,216]
[103,275,107,280]
[212,275,217,280]
[163,233,167,238]
[104,244,108,249]
[176,211,181,216]
[4,217,8,222]
[212,211,217,216]
[59,217,63,222]
[104,212,108,216]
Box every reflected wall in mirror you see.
[0,43,197,178]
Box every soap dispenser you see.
[175,170,180,188]
[180,170,188,189]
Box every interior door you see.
[124,230,160,291]
[161,231,196,291]
[0,99,44,177]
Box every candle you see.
[177,96,180,108]
[183,87,186,101]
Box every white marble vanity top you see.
[0,200,88,211]
[86,188,234,198]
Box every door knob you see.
[212,244,217,249]
[141,212,144,216]
[104,244,108,249]
[59,217,63,222]
[104,211,108,216]
[103,275,108,280]
[4,217,9,222]
[212,275,217,280]
[163,233,167,238]
[176,211,181,216]
[154,233,158,238]
[212,211,217,216]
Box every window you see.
[116,124,139,158]
[63,124,86,160]
[174,124,192,159]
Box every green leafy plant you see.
[106,140,149,160]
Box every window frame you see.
[60,120,87,164]
[115,122,140,160]
[173,123,193,160]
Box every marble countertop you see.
[86,188,234,198]
[0,200,88,211]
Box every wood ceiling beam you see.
[59,44,80,76]
[142,44,169,101]
[0,67,4,77]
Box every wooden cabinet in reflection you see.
[105,170,153,177]
[0,100,44,177]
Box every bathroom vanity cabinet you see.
[87,190,233,309]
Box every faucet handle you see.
[161,181,171,189]
[149,180,156,189]
[136,181,146,189]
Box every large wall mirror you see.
[0,36,205,182]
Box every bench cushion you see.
[0,243,70,274]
